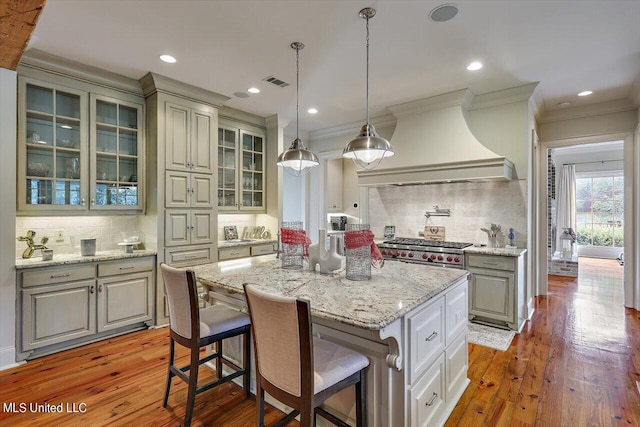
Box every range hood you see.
[357,89,513,186]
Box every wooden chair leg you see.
[243,329,251,398]
[184,345,200,427]
[299,407,314,427]
[163,338,175,407]
[355,369,367,427]
[256,380,265,427]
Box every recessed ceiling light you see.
[466,61,483,71]
[578,90,593,97]
[557,101,571,107]
[429,4,459,22]
[307,108,318,114]
[159,54,176,63]
[247,87,260,94]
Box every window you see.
[576,175,623,247]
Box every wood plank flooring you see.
[1,257,637,426]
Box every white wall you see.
[0,69,18,369]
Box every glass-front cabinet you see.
[90,95,143,210]
[18,78,87,211]
[217,124,265,212]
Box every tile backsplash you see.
[368,180,528,247]
[16,216,140,258]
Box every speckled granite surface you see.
[464,247,527,257]
[218,240,277,248]
[15,250,157,269]
[191,255,469,331]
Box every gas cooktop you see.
[381,237,473,250]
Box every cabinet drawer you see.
[251,243,275,256]
[466,254,515,271]
[219,246,250,261]
[165,247,212,266]
[410,354,446,427]
[407,296,445,384]
[22,264,95,287]
[98,257,154,277]
[446,281,468,345]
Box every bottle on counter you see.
[507,228,516,248]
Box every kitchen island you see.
[192,255,470,427]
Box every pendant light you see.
[277,42,319,177]
[343,7,394,170]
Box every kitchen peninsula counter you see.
[192,255,470,427]
[15,249,157,269]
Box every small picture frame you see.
[224,226,238,240]
[384,225,395,238]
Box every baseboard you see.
[0,346,21,371]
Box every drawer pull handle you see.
[425,331,438,342]
[50,273,72,279]
[119,266,135,270]
[425,392,438,406]
[482,261,499,266]
[183,255,198,259]
[90,285,95,294]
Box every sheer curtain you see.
[555,164,576,255]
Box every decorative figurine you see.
[17,230,49,259]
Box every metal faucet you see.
[17,230,49,259]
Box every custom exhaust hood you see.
[357,89,514,186]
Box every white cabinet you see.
[165,103,214,174]
[17,71,145,214]
[466,252,526,331]
[410,354,446,427]
[165,171,213,208]
[217,122,266,212]
[17,256,155,360]
[165,210,213,247]
[326,158,343,212]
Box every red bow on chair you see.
[344,229,384,268]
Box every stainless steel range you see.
[378,237,473,269]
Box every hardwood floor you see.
[1,257,637,426]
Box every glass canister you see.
[280,221,305,269]
[344,223,372,281]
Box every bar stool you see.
[243,283,369,427]
[160,263,251,427]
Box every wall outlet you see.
[55,229,64,242]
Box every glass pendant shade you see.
[277,41,319,177]
[277,137,319,177]
[343,123,394,170]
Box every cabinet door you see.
[165,210,190,247]
[217,126,238,210]
[22,280,96,350]
[191,210,213,245]
[191,110,214,174]
[97,271,153,332]
[239,130,265,211]
[326,158,343,212]
[18,77,88,212]
[165,171,190,208]
[191,173,213,208]
[90,94,144,211]
[469,268,515,323]
[165,103,190,171]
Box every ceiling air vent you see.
[263,76,290,88]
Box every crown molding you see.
[19,49,143,95]
[265,114,289,129]
[469,82,539,110]
[140,72,230,108]
[630,71,640,107]
[539,98,637,124]
[219,105,265,129]
[388,89,473,117]
[308,113,396,141]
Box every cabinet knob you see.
[98,284,103,292]
[90,285,95,294]
[91,198,95,206]
[81,198,86,206]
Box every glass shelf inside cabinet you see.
[93,99,139,207]
[24,83,82,207]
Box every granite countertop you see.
[464,246,527,257]
[191,255,469,331]
[15,249,157,269]
[218,239,277,248]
